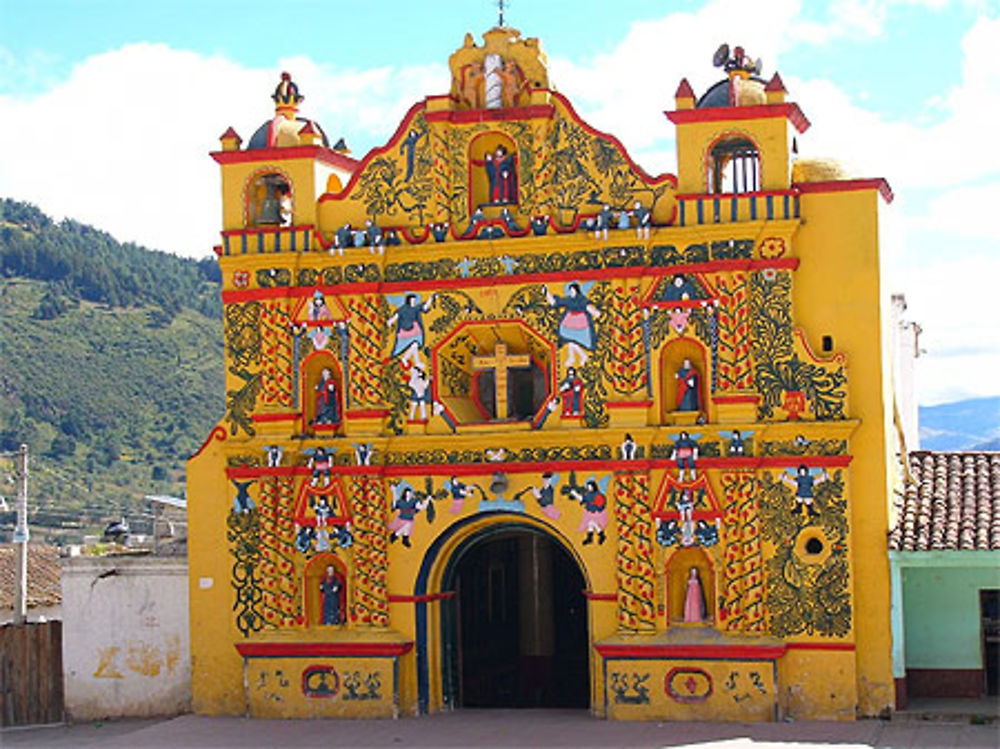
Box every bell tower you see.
[667,44,809,197]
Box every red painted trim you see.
[189,425,226,460]
[596,643,787,659]
[346,409,389,419]
[388,592,456,603]
[235,641,414,658]
[785,642,855,652]
[425,104,556,123]
[222,224,314,238]
[219,258,802,305]
[211,145,359,170]
[224,454,853,481]
[251,412,301,423]
[665,103,810,134]
[711,395,759,404]
[794,178,894,204]
[583,592,616,601]
[605,400,652,410]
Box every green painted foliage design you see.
[759,471,851,638]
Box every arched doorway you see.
[440,524,589,709]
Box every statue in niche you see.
[319,566,343,625]
[314,367,340,425]
[683,567,707,623]
[485,144,518,204]
[675,358,702,412]
[559,366,585,416]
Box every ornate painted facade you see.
[188,29,896,720]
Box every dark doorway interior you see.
[981,590,999,696]
[443,527,588,708]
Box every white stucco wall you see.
[61,556,190,720]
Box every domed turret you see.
[247,71,330,150]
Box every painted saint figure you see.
[387,293,435,368]
[559,367,584,417]
[677,488,696,546]
[670,431,700,481]
[408,365,432,421]
[319,566,343,625]
[388,485,429,548]
[780,465,828,517]
[632,201,651,239]
[485,145,517,204]
[545,282,600,368]
[683,567,707,623]
[399,129,423,182]
[675,358,701,412]
[308,447,333,487]
[314,367,340,425]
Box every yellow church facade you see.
[187,28,896,721]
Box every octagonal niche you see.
[433,320,555,426]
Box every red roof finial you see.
[765,72,787,92]
[675,78,695,99]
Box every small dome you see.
[697,77,767,108]
[247,117,330,150]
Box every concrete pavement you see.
[2,710,997,749]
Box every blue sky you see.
[1,0,998,408]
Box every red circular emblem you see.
[232,270,250,289]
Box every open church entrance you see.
[441,524,589,709]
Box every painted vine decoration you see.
[759,438,847,457]
[759,470,851,637]
[256,267,292,288]
[712,272,753,393]
[226,368,262,437]
[348,475,389,627]
[382,443,614,467]
[257,476,300,627]
[227,506,267,637]
[614,471,656,631]
[358,115,433,226]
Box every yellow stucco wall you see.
[188,30,894,721]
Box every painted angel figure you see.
[388,483,430,548]
[445,476,481,515]
[545,281,600,368]
[568,474,611,545]
[516,472,561,520]
[719,429,753,456]
[387,293,435,368]
[780,465,828,517]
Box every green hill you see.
[0,198,224,544]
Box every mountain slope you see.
[918,396,1000,451]
[0,199,224,543]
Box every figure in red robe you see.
[314,367,340,425]
[675,358,701,412]
[560,367,584,416]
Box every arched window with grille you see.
[707,136,759,194]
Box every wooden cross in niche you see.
[472,343,530,420]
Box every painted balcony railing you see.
[220,225,314,255]
[676,190,799,227]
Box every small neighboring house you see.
[0,543,62,623]
[889,451,1000,707]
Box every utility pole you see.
[13,443,29,625]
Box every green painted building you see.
[890,451,1000,705]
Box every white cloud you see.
[0,1,996,406]
[0,43,446,257]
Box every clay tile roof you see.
[889,451,1000,552]
[675,78,695,99]
[765,73,787,92]
[0,544,61,609]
